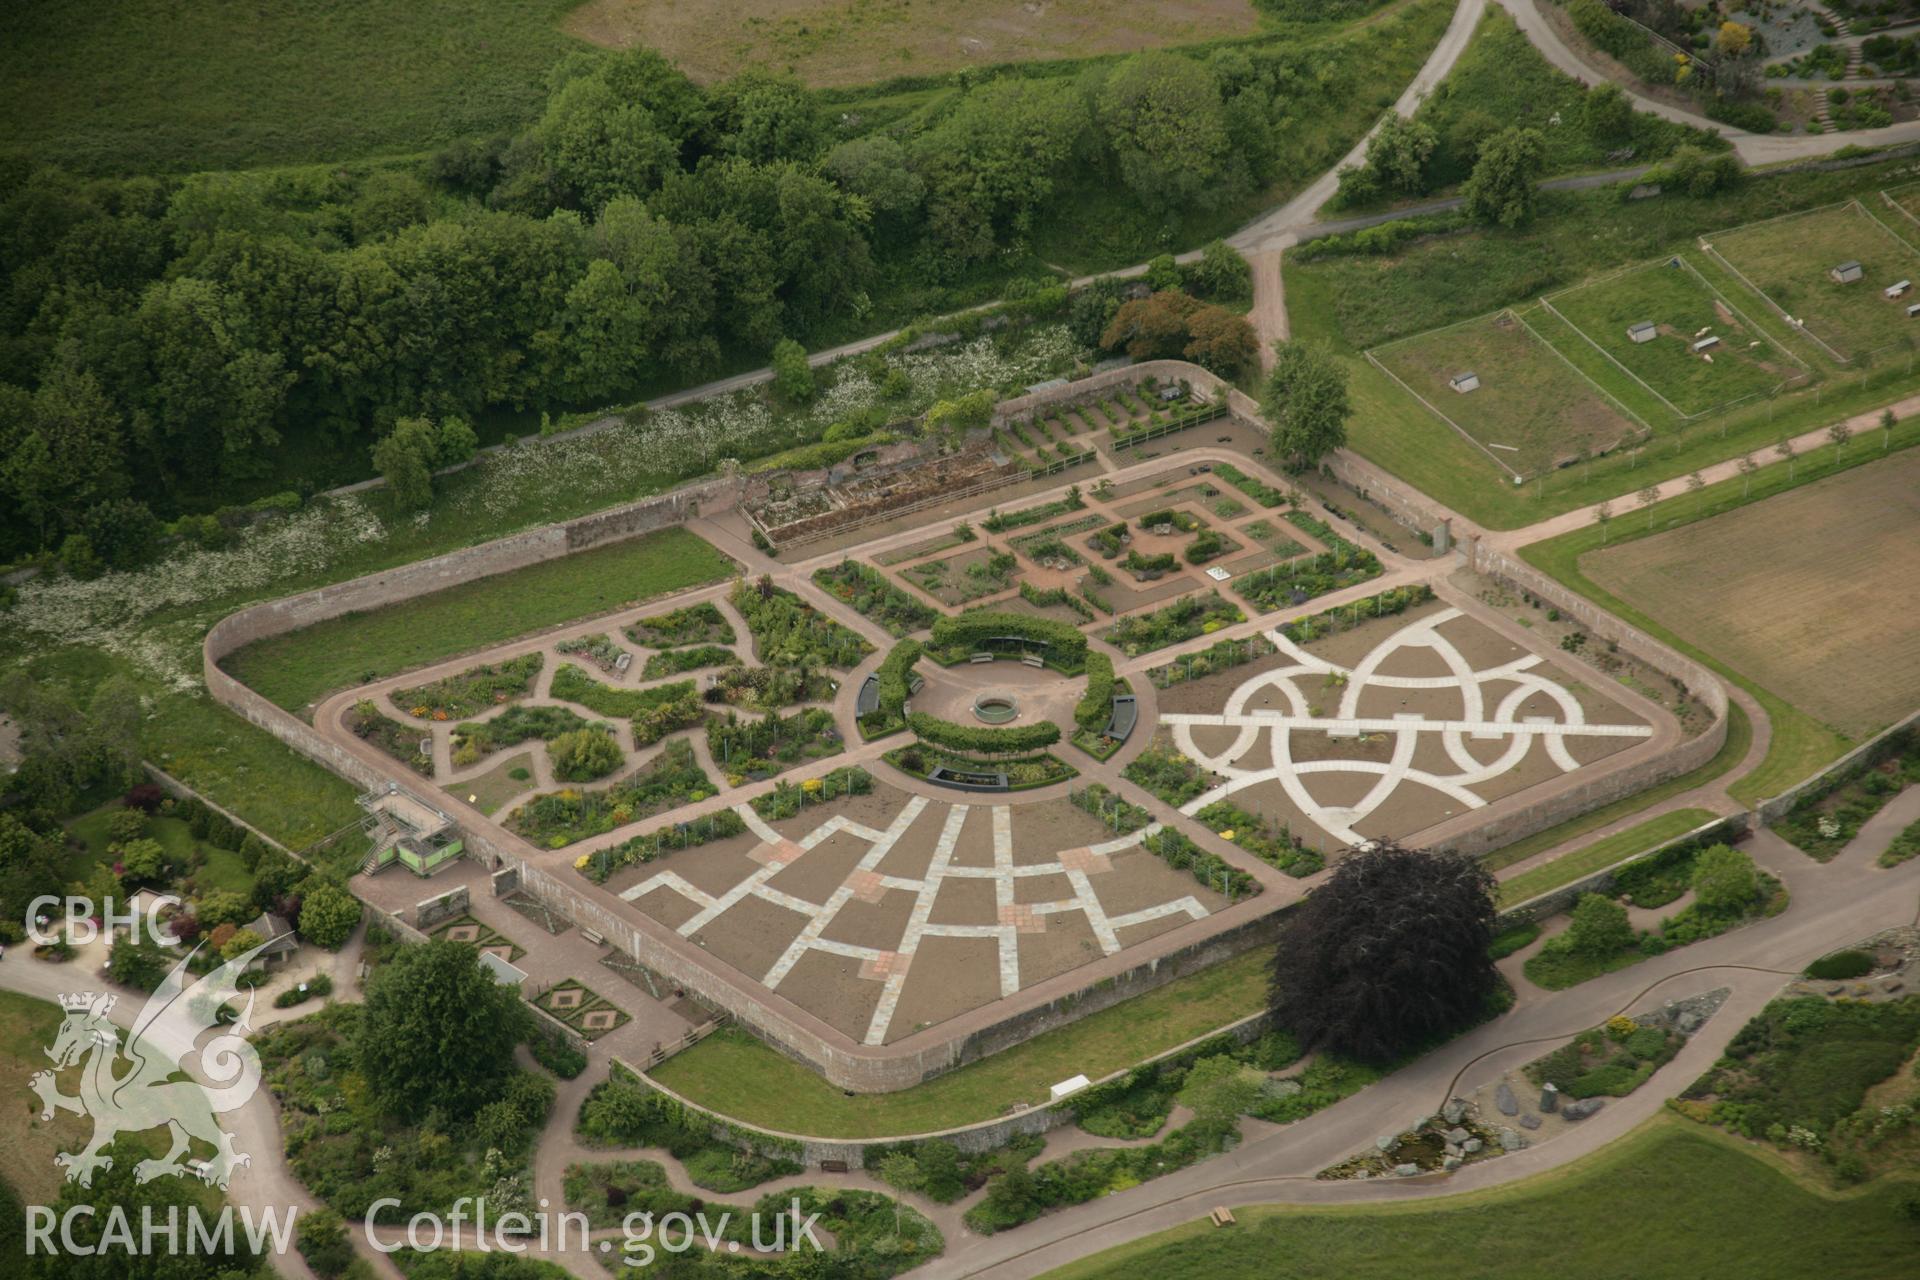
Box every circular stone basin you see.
[972,693,1019,725]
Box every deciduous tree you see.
[356,939,532,1121]
[1267,840,1499,1063]
[1263,341,1351,465]
[1462,127,1547,228]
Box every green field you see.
[1370,310,1646,478]
[0,0,591,175]
[651,948,1269,1138]
[1545,259,1807,418]
[1496,808,1717,908]
[1043,1116,1920,1280]
[222,529,736,715]
[1706,201,1920,363]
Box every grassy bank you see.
[650,947,1271,1139]
[1482,700,1752,875]
[1043,1115,1920,1280]
[1496,808,1718,908]
[222,528,736,715]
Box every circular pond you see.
[972,693,1019,725]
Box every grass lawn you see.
[1520,441,1920,804]
[1705,201,1920,364]
[1370,308,1646,478]
[1544,259,1807,418]
[650,947,1270,1138]
[223,528,735,715]
[1496,808,1717,908]
[1042,1115,1920,1280]
[0,0,591,175]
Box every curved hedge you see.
[1075,651,1116,733]
[928,611,1088,668]
[908,711,1061,755]
[865,639,923,732]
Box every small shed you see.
[1888,280,1912,299]
[1831,261,1864,284]
[241,912,299,971]
[1907,302,1920,318]
[1692,334,1721,353]
[1627,321,1657,344]
[1448,371,1480,394]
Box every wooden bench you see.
[580,927,604,946]
[1208,1206,1236,1227]
[970,653,995,664]
[819,1159,849,1174]
[1021,655,1045,669]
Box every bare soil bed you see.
[1584,447,1920,738]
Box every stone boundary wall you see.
[414,885,470,931]
[1757,710,1920,824]
[506,851,1288,1092]
[1321,450,1456,541]
[362,903,430,947]
[1496,815,1753,927]
[621,1008,1274,1169]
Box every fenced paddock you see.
[1700,200,1920,364]
[1880,182,1920,236]
[1366,308,1651,481]
[1541,257,1812,421]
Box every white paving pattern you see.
[1164,608,1653,847]
[619,799,1208,1044]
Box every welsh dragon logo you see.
[30,943,267,1189]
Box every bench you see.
[580,927,604,946]
[1105,695,1138,743]
[614,652,632,673]
[855,675,881,717]
[819,1159,849,1174]
[1021,655,1045,669]
[1208,1206,1236,1228]
[970,653,995,664]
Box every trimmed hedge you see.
[928,611,1088,668]
[1074,651,1116,734]
[863,639,923,736]
[908,712,1061,755]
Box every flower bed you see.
[1526,1015,1682,1100]
[708,708,843,782]
[1135,508,1204,534]
[707,664,839,711]
[982,487,1085,533]
[1142,828,1257,899]
[1183,529,1239,565]
[1121,549,1179,580]
[1147,633,1277,688]
[454,704,592,763]
[1087,521,1130,560]
[625,601,734,648]
[1236,514,1383,613]
[577,809,749,883]
[1214,463,1289,508]
[347,700,433,775]
[1196,799,1323,878]
[556,633,629,672]
[393,653,543,720]
[507,739,714,848]
[812,559,939,638]
[752,766,874,820]
[1102,590,1244,655]
[641,645,740,678]
[1015,580,1094,621]
[1275,583,1435,646]
[1772,729,1920,861]
[549,667,706,745]
[884,744,1076,791]
[1123,737,1212,808]
[1067,782,1151,834]
[907,549,1019,605]
[731,577,871,669]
